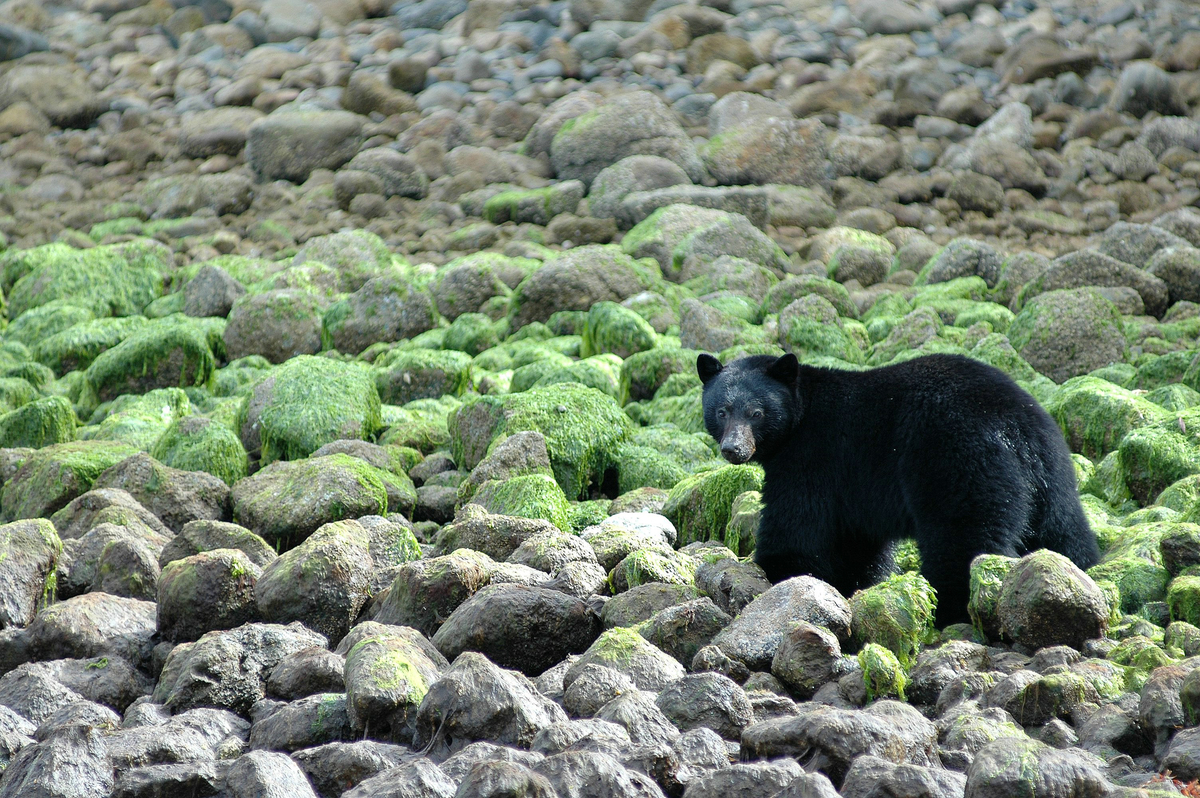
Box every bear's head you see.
[697,352,799,464]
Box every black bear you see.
[697,352,1100,627]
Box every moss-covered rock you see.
[6,302,95,349]
[374,349,472,406]
[6,240,169,319]
[609,548,697,592]
[1047,376,1169,460]
[858,642,907,702]
[1169,575,1200,626]
[321,275,436,356]
[0,395,77,449]
[531,355,622,399]
[615,444,688,494]
[849,572,937,667]
[1088,554,1170,614]
[239,355,382,465]
[508,245,658,330]
[467,474,572,532]
[443,313,504,357]
[432,252,536,321]
[763,275,857,319]
[1,440,139,521]
[291,229,405,294]
[482,182,584,225]
[618,348,699,405]
[1118,426,1200,505]
[80,388,191,451]
[451,383,632,500]
[151,416,249,486]
[724,490,762,558]
[379,396,458,454]
[778,295,865,364]
[373,549,494,638]
[33,316,151,375]
[342,625,447,739]
[564,626,686,691]
[581,301,658,360]
[997,550,1110,650]
[1145,383,1200,412]
[83,319,215,406]
[230,453,393,546]
[662,464,764,548]
[1007,289,1129,384]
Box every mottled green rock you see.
[443,313,503,357]
[83,320,215,405]
[230,453,391,546]
[858,642,907,702]
[1047,376,1169,460]
[291,229,406,294]
[609,548,697,593]
[374,348,472,406]
[581,301,658,360]
[343,627,447,739]
[6,240,169,319]
[0,518,61,628]
[373,549,494,638]
[6,302,95,349]
[662,464,764,548]
[1169,575,1200,626]
[156,549,261,643]
[618,348,698,405]
[532,355,622,399]
[33,316,151,375]
[1118,426,1200,505]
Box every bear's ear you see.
[697,353,723,385]
[766,353,799,385]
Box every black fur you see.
[698,352,1100,626]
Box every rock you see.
[770,621,842,700]
[160,520,276,569]
[566,628,686,691]
[997,551,1109,651]
[111,762,229,798]
[702,117,829,188]
[998,36,1099,84]
[247,692,350,753]
[183,264,246,319]
[28,592,156,665]
[594,689,680,747]
[1007,289,1128,383]
[563,665,637,719]
[291,741,410,798]
[431,584,601,677]
[0,723,113,797]
[221,750,318,798]
[964,737,1109,798]
[2,441,140,523]
[266,647,345,701]
[255,520,374,645]
[372,549,493,637]
[638,598,731,667]
[840,755,965,798]
[342,72,417,118]
[655,673,752,740]
[550,91,704,188]
[94,453,228,533]
[246,110,364,182]
[178,107,264,158]
[0,64,106,128]
[1110,60,1186,118]
[224,290,323,364]
[588,156,692,222]
[153,622,327,716]
[0,519,60,630]
[712,577,851,671]
[693,558,771,616]
[413,652,568,759]
[339,624,446,741]
[1148,248,1200,306]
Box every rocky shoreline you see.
[0,0,1199,795]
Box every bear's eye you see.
[750,409,763,418]
[716,408,727,419]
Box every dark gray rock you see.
[655,673,752,740]
[840,755,965,798]
[184,265,247,319]
[156,550,261,644]
[534,750,666,798]
[221,750,318,798]
[94,453,230,534]
[771,621,842,700]
[267,647,344,701]
[439,741,545,784]
[694,559,771,616]
[290,741,410,798]
[159,520,276,569]
[563,665,637,719]
[431,584,601,677]
[680,759,803,798]
[248,693,351,752]
[246,111,364,183]
[996,550,1108,651]
[595,690,681,747]
[453,760,556,798]
[0,664,85,724]
[112,761,228,798]
[413,652,568,760]
[963,737,1109,798]
[0,723,113,798]
[711,577,851,671]
[28,592,156,666]
[639,598,731,667]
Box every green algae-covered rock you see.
[2,440,139,522]
[778,295,865,364]
[468,474,572,532]
[1082,451,1134,508]
[241,355,382,465]
[1145,383,1200,412]
[725,490,762,558]
[450,383,632,500]
[618,347,698,405]
[1118,426,1200,505]
[616,444,687,494]
[343,626,447,739]
[230,453,390,546]
[621,204,730,273]
[0,395,76,449]
[858,642,907,702]
[6,240,169,319]
[625,383,706,435]
[1088,555,1170,614]
[256,519,374,645]
[868,307,945,367]
[662,464,764,548]
[379,396,458,453]
[609,548,697,593]
[33,316,150,375]
[508,245,656,330]
[581,301,658,360]
[433,252,537,321]
[374,349,472,406]
[1047,376,1169,460]
[321,275,436,356]
[997,550,1109,651]
[291,229,404,294]
[1108,634,1175,672]
[1136,350,1200,391]
[1158,475,1200,513]
[151,416,249,486]
[0,518,61,628]
[763,275,857,319]
[373,549,494,638]
[1168,575,1200,626]
[582,519,675,572]
[639,597,732,667]
[1161,522,1200,576]
[482,182,583,225]
[158,520,276,569]
[156,549,262,643]
[565,626,686,691]
[532,355,622,398]
[6,302,95,349]
[849,572,937,667]
[443,312,504,357]
[82,387,190,451]
[83,321,215,405]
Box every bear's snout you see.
[720,424,755,464]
